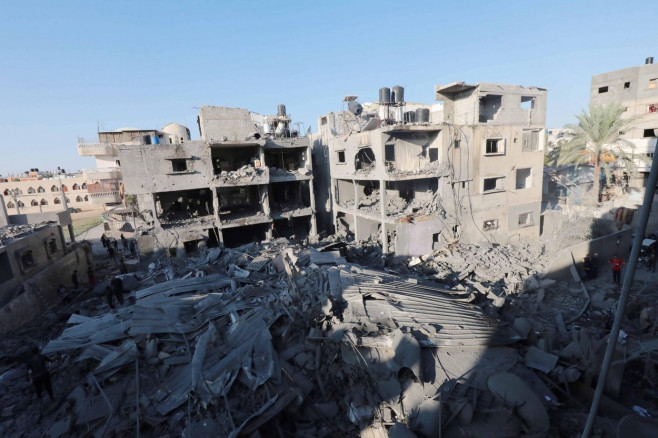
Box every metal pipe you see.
[581,142,658,437]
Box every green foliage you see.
[553,102,647,197]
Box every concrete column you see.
[211,188,221,228]
[329,178,338,233]
[261,185,273,240]
[308,178,318,237]
[149,194,161,229]
[380,179,388,254]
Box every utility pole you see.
[582,139,658,437]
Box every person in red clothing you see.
[609,255,624,284]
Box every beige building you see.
[0,174,89,214]
[590,57,658,183]
[312,82,547,255]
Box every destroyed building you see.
[117,105,317,255]
[590,56,658,188]
[312,83,547,255]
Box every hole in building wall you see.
[429,148,439,162]
[520,96,534,110]
[479,94,502,122]
[269,181,311,211]
[218,185,263,219]
[515,168,532,189]
[265,148,307,171]
[643,128,658,138]
[385,144,395,162]
[273,217,311,240]
[156,188,214,224]
[212,146,260,173]
[598,86,609,93]
[223,223,269,248]
[624,82,631,89]
[355,147,376,171]
[483,219,498,231]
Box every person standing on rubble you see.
[100,233,107,248]
[609,255,624,285]
[111,277,124,305]
[582,254,593,280]
[107,243,116,261]
[120,234,127,251]
[119,255,127,274]
[25,346,54,401]
[112,238,119,253]
[129,239,136,256]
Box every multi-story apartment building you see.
[77,124,191,207]
[1,174,88,214]
[117,105,316,255]
[590,57,658,186]
[312,82,547,256]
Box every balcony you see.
[83,167,122,180]
[77,143,117,157]
[88,191,121,205]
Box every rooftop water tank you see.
[278,104,287,117]
[391,86,404,103]
[151,135,160,145]
[379,87,391,105]
[416,108,430,123]
[348,101,363,116]
[404,111,416,123]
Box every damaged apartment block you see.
[117,105,317,256]
[312,83,547,256]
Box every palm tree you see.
[555,102,643,201]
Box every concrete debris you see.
[3,233,658,437]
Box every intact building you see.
[312,82,547,255]
[117,105,316,255]
[590,57,658,185]
[1,174,88,214]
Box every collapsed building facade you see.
[117,106,317,255]
[312,83,547,255]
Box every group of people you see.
[582,253,626,285]
[101,233,136,259]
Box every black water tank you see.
[348,101,363,116]
[391,86,404,103]
[416,108,430,123]
[277,104,287,116]
[379,87,391,104]
[647,57,654,65]
[404,111,416,123]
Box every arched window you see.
[65,197,70,203]
[72,183,80,190]
[14,188,23,195]
[27,187,35,194]
[31,199,38,206]
[2,189,8,196]
[61,185,67,192]
[54,198,61,204]
[37,186,45,193]
[51,185,58,192]
[84,195,88,201]
[17,201,25,208]
[76,196,83,202]
[7,201,15,208]
[40,199,48,205]
[81,182,87,189]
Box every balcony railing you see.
[77,143,117,157]
[83,167,122,180]
[88,191,121,205]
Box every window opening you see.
[485,139,504,155]
[518,212,533,227]
[516,168,532,189]
[483,177,504,193]
[385,144,395,162]
[520,96,534,110]
[624,82,631,89]
[598,86,608,93]
[337,150,346,164]
[643,128,657,138]
[429,148,439,162]
[171,159,188,172]
[483,219,498,231]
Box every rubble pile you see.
[213,165,267,184]
[3,237,658,437]
[0,223,53,246]
[269,167,311,178]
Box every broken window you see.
[454,139,460,149]
[61,185,67,192]
[321,116,327,126]
[516,168,532,189]
[211,146,259,173]
[429,148,439,162]
[483,177,505,193]
[624,81,631,89]
[522,130,539,152]
[54,198,61,204]
[479,94,502,122]
[40,199,48,205]
[47,238,58,255]
[485,138,504,155]
[51,185,58,192]
[520,96,534,110]
[643,128,658,138]
[355,147,376,171]
[17,201,24,208]
[337,150,346,164]
[171,159,188,172]
[76,196,83,202]
[265,148,307,171]
[6,201,15,208]
[649,78,657,89]
[72,183,80,190]
[598,86,608,93]
[483,219,498,231]
[30,200,38,206]
[20,250,35,270]
[385,144,395,162]
[518,212,534,227]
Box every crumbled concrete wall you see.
[0,242,91,334]
[545,228,633,281]
[395,217,443,256]
[198,106,259,141]
[0,195,8,227]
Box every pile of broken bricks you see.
[1,238,658,437]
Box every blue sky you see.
[0,0,656,175]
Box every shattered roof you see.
[0,222,55,247]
